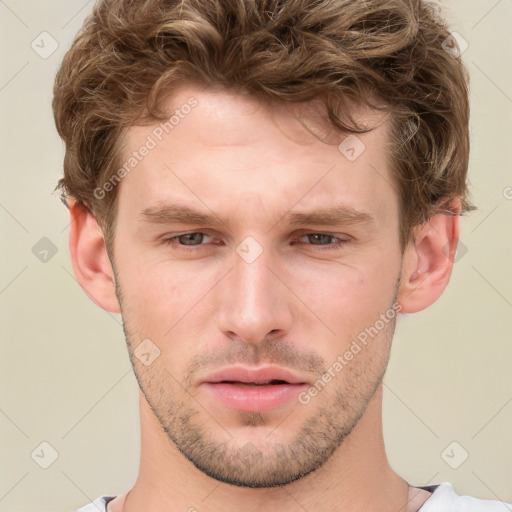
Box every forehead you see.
[116,84,396,228]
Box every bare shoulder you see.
[407,487,433,512]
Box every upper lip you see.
[200,365,308,385]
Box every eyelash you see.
[162,231,351,251]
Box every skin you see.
[69,83,460,512]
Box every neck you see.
[115,384,413,512]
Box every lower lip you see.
[203,382,307,412]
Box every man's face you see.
[111,85,403,487]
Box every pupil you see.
[179,233,203,245]
[310,234,331,245]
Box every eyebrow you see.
[139,202,375,228]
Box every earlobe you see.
[68,199,121,313]
[397,199,461,314]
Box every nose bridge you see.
[216,243,291,343]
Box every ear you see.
[397,198,461,314]
[68,199,121,313]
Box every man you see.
[52,0,510,511]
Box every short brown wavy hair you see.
[53,0,474,254]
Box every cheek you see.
[120,264,179,316]
[117,255,221,340]
[289,259,396,321]
[285,254,400,358]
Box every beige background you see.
[0,1,511,511]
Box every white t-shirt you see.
[74,482,512,511]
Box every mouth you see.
[200,366,308,412]
[201,365,308,386]
[218,379,290,387]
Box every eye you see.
[296,233,351,249]
[164,232,214,247]
[162,231,350,251]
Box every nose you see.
[216,247,293,345]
